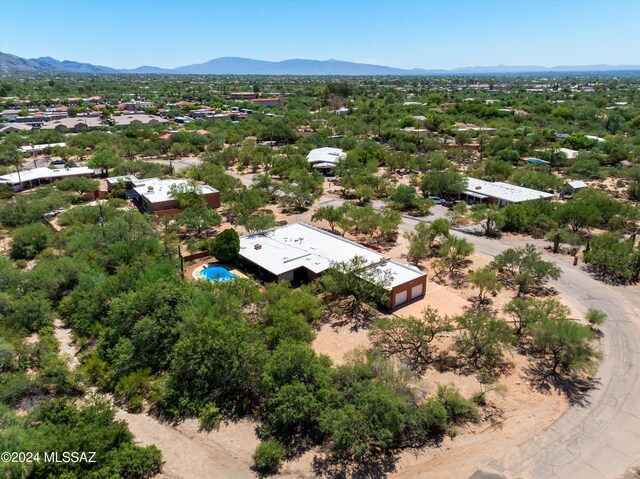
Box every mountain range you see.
[2,52,640,76]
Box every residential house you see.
[130,178,220,217]
[463,177,554,206]
[306,147,346,171]
[0,166,94,192]
[239,222,427,308]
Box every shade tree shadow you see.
[311,451,399,479]
[523,360,600,407]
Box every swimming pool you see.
[200,266,239,283]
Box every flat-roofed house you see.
[0,166,94,192]
[463,177,554,206]
[132,178,220,217]
[306,147,346,171]
[239,222,427,309]
[562,180,588,198]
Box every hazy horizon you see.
[1,0,639,70]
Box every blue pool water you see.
[200,266,238,283]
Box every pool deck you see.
[189,258,249,282]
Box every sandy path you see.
[114,414,259,479]
[53,319,79,371]
[53,317,260,479]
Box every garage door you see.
[394,290,408,306]
[411,284,424,299]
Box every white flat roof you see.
[106,175,139,185]
[306,147,346,165]
[566,180,588,189]
[465,177,554,203]
[133,178,218,204]
[239,222,425,289]
[19,142,66,152]
[0,166,94,185]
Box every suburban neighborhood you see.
[1,2,639,479]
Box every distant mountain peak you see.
[2,52,640,75]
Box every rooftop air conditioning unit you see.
[254,244,262,250]
[147,186,154,192]
[475,186,482,190]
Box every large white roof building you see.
[0,166,94,191]
[464,177,554,205]
[306,147,346,169]
[239,222,427,308]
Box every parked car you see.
[50,159,65,166]
[427,196,445,205]
[443,199,464,208]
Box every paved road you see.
[427,225,640,479]
[148,157,202,172]
[229,175,640,478]
[393,212,640,479]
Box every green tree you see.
[311,205,345,234]
[5,293,54,333]
[370,307,453,371]
[238,210,277,233]
[10,223,52,260]
[555,201,602,233]
[253,441,285,474]
[208,228,240,262]
[583,233,639,283]
[446,202,468,226]
[469,204,506,236]
[87,149,122,176]
[468,267,502,304]
[174,207,222,236]
[321,256,393,316]
[403,219,450,266]
[492,244,561,295]
[56,177,100,197]
[169,183,208,210]
[419,170,466,198]
[585,308,607,330]
[454,311,517,376]
[529,318,599,375]
[503,297,570,337]
[436,235,475,276]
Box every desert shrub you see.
[199,403,223,431]
[436,384,479,424]
[253,440,284,474]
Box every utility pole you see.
[178,245,184,275]
[98,203,106,239]
[15,163,22,190]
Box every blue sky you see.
[1,0,639,70]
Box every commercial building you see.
[463,177,554,206]
[250,97,284,107]
[239,222,427,308]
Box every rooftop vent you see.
[475,186,482,190]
